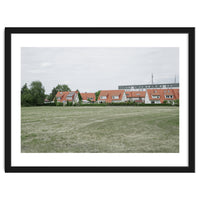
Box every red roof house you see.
[145,89,179,104]
[125,91,146,103]
[55,91,79,104]
[80,93,96,102]
[97,90,126,103]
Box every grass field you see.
[21,106,179,153]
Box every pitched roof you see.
[98,90,125,103]
[126,91,146,98]
[147,89,179,103]
[56,91,67,98]
[80,93,96,101]
[55,91,78,102]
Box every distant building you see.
[118,83,179,91]
[97,90,127,103]
[55,91,79,104]
[80,93,96,103]
[44,98,50,103]
[145,89,179,104]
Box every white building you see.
[119,83,179,91]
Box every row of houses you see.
[55,89,179,104]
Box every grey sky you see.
[21,47,179,94]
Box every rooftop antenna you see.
[151,73,153,84]
[174,74,176,83]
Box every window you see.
[112,96,119,99]
[136,93,140,95]
[100,96,107,99]
[166,95,173,98]
[67,97,72,100]
[152,95,160,98]
[57,97,61,100]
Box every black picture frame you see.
[5,27,195,173]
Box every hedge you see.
[78,102,174,106]
[22,102,178,107]
[43,103,56,106]
[56,102,63,106]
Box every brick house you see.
[145,89,179,104]
[55,91,79,104]
[97,90,127,103]
[125,91,146,103]
[80,92,96,103]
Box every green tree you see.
[95,90,101,101]
[30,81,45,105]
[21,83,29,95]
[21,83,32,106]
[76,90,82,102]
[54,94,57,105]
[49,84,71,101]
[55,84,71,92]
[87,98,91,102]
[49,87,57,101]
[45,94,50,101]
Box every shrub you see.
[163,100,168,104]
[38,102,173,107]
[80,103,107,106]
[78,102,172,106]
[65,101,73,106]
[174,99,179,106]
[43,102,56,106]
[133,101,138,106]
[56,102,63,106]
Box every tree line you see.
[21,81,101,106]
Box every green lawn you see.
[21,106,179,153]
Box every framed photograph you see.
[5,27,195,172]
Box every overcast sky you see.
[21,47,179,94]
